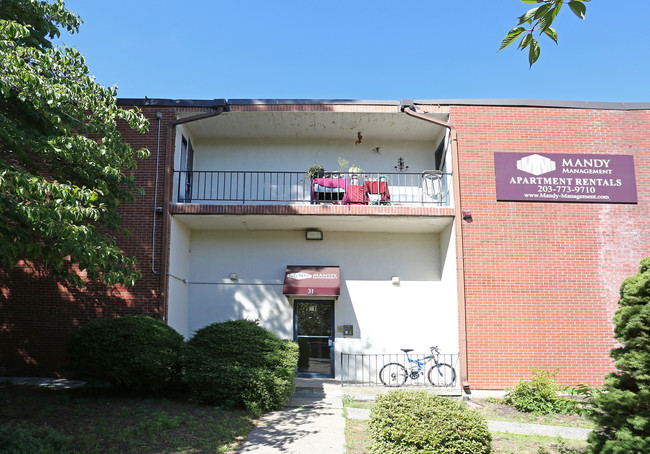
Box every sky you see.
[57,0,649,103]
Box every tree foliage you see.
[0,0,149,287]
[587,257,650,453]
[499,0,590,67]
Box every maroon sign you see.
[494,153,637,203]
[283,266,340,296]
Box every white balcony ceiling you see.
[173,213,454,234]
[179,111,449,142]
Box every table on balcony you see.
[311,177,348,203]
[346,184,366,204]
[364,180,390,204]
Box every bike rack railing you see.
[340,352,459,387]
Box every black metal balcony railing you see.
[174,170,450,206]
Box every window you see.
[179,136,194,202]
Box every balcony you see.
[173,170,451,206]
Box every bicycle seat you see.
[401,349,414,353]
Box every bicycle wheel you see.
[427,363,456,387]
[379,363,408,387]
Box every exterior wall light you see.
[305,229,323,240]
[394,157,409,172]
[229,273,239,281]
[391,276,400,285]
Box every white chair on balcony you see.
[422,170,443,205]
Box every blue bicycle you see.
[379,346,456,387]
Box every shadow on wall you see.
[334,280,360,340]
[191,283,293,339]
[234,284,293,338]
[0,261,159,377]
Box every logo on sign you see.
[516,154,556,176]
[287,272,312,280]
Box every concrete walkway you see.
[485,420,592,440]
[238,379,346,453]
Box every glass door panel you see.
[295,300,334,377]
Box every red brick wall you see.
[0,106,176,377]
[449,105,650,389]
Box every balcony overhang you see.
[177,110,450,142]
[170,204,454,233]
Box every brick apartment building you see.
[1,98,648,391]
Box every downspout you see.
[403,106,471,393]
[152,112,163,274]
[159,104,226,322]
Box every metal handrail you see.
[340,351,459,387]
[174,170,451,206]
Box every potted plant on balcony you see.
[304,165,325,181]
[336,157,365,184]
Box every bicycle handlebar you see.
[401,346,441,355]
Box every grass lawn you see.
[343,397,590,454]
[472,398,596,429]
[0,384,256,453]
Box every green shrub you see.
[587,257,650,453]
[68,315,184,393]
[368,390,492,454]
[504,368,568,415]
[562,383,602,417]
[0,423,72,453]
[183,319,298,415]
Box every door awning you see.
[283,266,340,296]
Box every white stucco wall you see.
[167,218,191,337]
[193,137,437,175]
[181,228,458,361]
[167,113,458,378]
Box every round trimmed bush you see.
[183,319,298,415]
[368,390,492,454]
[68,315,184,392]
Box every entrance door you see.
[294,300,334,377]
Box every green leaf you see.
[568,1,587,19]
[518,33,532,50]
[533,3,553,20]
[518,7,539,25]
[520,0,544,3]
[543,27,559,44]
[499,27,526,51]
[538,11,554,33]
[528,38,541,67]
[540,1,564,33]
[551,1,564,20]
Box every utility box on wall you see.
[343,325,353,337]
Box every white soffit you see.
[179,111,449,142]
[172,213,453,234]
